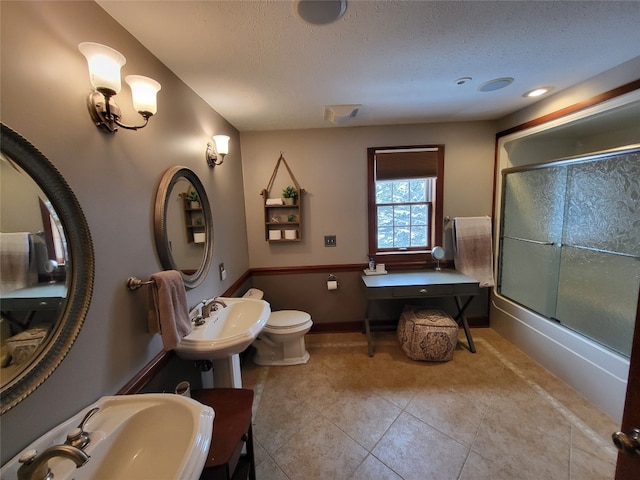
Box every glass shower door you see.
[498,147,640,357]
[555,152,640,356]
[499,167,566,318]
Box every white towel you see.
[452,217,495,288]
[147,270,192,350]
[0,232,38,293]
[265,198,284,206]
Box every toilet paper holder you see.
[327,274,339,291]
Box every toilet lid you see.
[268,310,311,329]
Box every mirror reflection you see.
[1,123,93,414]
[154,166,213,289]
[0,154,68,386]
[166,178,206,273]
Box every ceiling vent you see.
[324,104,361,124]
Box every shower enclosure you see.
[500,146,640,357]
[492,90,640,421]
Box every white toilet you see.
[243,288,313,366]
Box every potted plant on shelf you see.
[282,186,298,205]
[186,190,200,209]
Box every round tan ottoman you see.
[397,306,458,361]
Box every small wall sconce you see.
[79,42,161,133]
[206,135,231,168]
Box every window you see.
[375,178,434,249]
[367,145,444,264]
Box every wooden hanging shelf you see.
[260,153,305,242]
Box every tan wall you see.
[241,123,497,327]
[241,122,497,268]
[0,1,249,462]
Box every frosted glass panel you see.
[499,145,640,358]
[556,247,639,356]
[565,152,640,256]
[500,238,560,318]
[502,167,566,244]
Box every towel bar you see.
[126,276,154,291]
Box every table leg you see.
[454,296,476,353]
[364,300,374,357]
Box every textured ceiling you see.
[97,0,640,132]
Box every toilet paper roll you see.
[327,280,338,291]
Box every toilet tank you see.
[243,288,264,300]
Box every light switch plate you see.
[219,263,227,281]
[324,235,337,247]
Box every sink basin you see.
[174,297,270,360]
[1,394,213,480]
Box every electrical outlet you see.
[324,235,337,247]
[219,263,227,281]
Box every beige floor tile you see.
[350,454,403,480]
[458,451,520,480]
[253,437,269,468]
[271,414,368,480]
[253,384,319,455]
[322,384,402,450]
[472,411,571,479]
[571,426,617,476]
[243,330,619,480]
[254,454,289,480]
[372,412,468,480]
[570,443,616,480]
[405,385,488,446]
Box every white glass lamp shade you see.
[78,42,126,95]
[125,75,161,116]
[212,135,230,155]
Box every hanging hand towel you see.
[452,216,495,288]
[0,232,38,293]
[147,270,192,350]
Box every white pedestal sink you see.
[173,296,271,388]
[1,394,213,480]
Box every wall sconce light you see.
[206,135,231,168]
[79,42,161,133]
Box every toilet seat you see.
[266,310,311,330]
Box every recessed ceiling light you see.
[294,0,347,25]
[523,86,554,97]
[455,77,472,85]
[478,77,514,92]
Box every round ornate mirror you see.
[0,124,94,414]
[154,166,213,289]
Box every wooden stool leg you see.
[246,424,256,480]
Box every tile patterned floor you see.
[241,329,619,480]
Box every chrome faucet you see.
[201,298,227,318]
[65,407,99,450]
[17,444,89,480]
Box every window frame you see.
[367,145,444,266]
